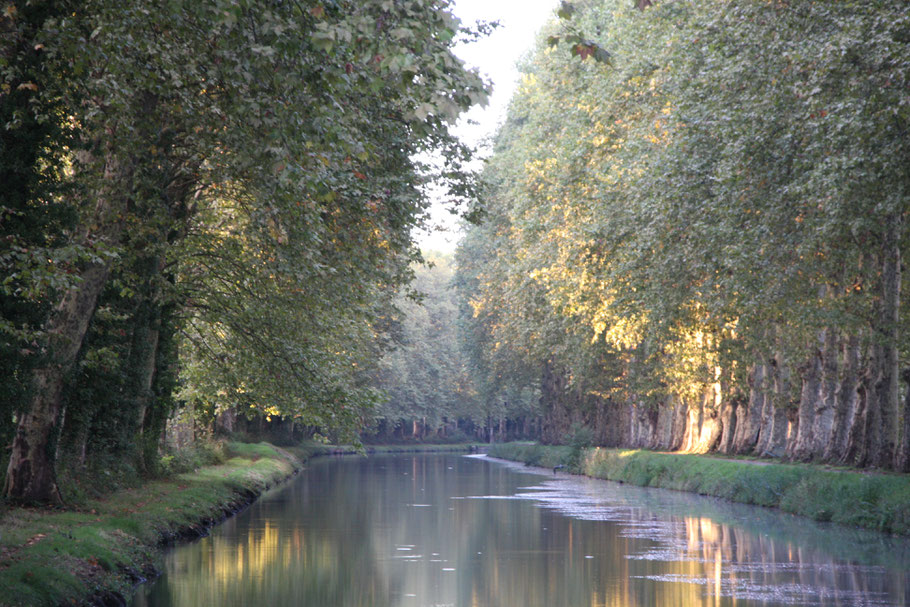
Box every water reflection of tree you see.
[142,458,395,607]
[140,456,909,607]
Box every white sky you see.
[416,0,558,254]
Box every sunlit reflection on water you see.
[133,454,910,607]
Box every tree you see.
[2,0,488,504]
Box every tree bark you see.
[824,334,859,462]
[841,365,869,467]
[4,145,127,503]
[896,367,910,472]
[862,345,884,467]
[3,263,112,504]
[810,328,839,460]
[718,399,737,454]
[878,214,901,469]
[760,356,790,458]
[791,339,822,462]
[734,362,765,453]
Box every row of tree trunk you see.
[538,329,910,470]
[535,221,907,471]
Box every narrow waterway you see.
[133,454,910,606]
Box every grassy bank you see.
[488,442,910,536]
[0,442,301,607]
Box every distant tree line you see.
[368,253,540,443]
[457,0,910,469]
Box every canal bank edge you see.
[0,442,303,607]
[487,443,910,536]
[0,442,479,607]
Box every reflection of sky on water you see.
[134,454,910,607]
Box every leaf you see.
[592,47,611,64]
[557,1,576,20]
[310,30,334,52]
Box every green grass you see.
[488,443,910,536]
[0,442,300,607]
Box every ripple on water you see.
[631,574,894,607]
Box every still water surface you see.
[133,454,910,606]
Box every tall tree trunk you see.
[718,399,737,454]
[760,356,790,458]
[862,345,884,467]
[810,328,839,459]
[753,362,774,456]
[3,147,127,504]
[734,362,766,453]
[128,296,162,473]
[3,262,112,504]
[824,334,859,462]
[878,214,901,469]
[791,339,822,462]
[896,367,910,472]
[128,256,164,442]
[841,367,869,466]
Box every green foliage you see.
[565,423,594,472]
[488,442,573,470]
[457,0,910,461]
[372,252,484,437]
[157,440,227,477]
[3,0,490,500]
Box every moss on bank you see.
[0,442,300,607]
[487,443,910,536]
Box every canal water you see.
[133,453,910,606]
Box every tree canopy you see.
[1,0,488,504]
[457,0,910,468]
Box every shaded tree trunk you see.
[810,328,839,459]
[861,346,884,467]
[878,215,900,468]
[842,347,875,467]
[759,357,790,458]
[791,340,822,462]
[734,362,766,453]
[3,261,113,504]
[896,367,910,472]
[718,399,737,454]
[824,334,859,462]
